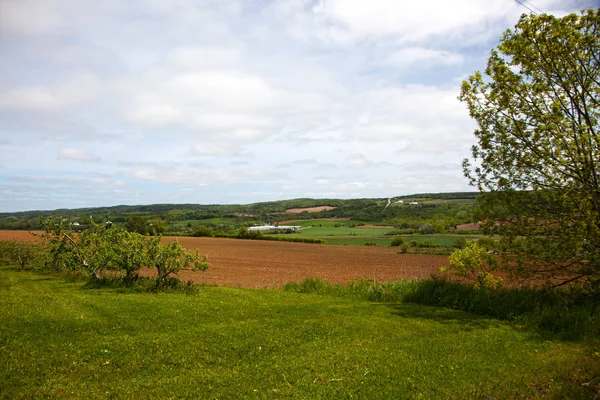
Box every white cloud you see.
[380,48,464,69]
[0,74,103,111]
[129,168,256,185]
[0,0,593,211]
[189,143,241,157]
[0,0,67,35]
[165,46,243,69]
[57,147,101,162]
[309,0,513,44]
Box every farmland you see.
[0,231,447,288]
[265,219,481,247]
[0,193,479,239]
[1,227,598,399]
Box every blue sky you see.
[0,0,596,212]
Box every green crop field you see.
[295,226,392,237]
[1,266,597,399]
[268,222,483,247]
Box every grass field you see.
[272,230,481,247]
[1,266,597,399]
[265,220,483,246]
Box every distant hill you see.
[0,192,479,230]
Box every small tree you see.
[0,240,45,269]
[40,217,209,284]
[40,218,104,279]
[443,241,502,289]
[101,228,148,281]
[146,237,209,284]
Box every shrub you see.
[192,226,214,237]
[419,240,436,248]
[442,240,502,289]
[390,237,404,247]
[476,237,497,251]
[453,238,469,249]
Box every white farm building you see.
[248,225,302,231]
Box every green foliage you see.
[126,216,148,235]
[147,218,166,235]
[443,241,502,289]
[0,240,46,269]
[146,236,209,284]
[459,10,600,288]
[453,238,469,249]
[238,226,262,239]
[39,217,209,284]
[192,225,215,237]
[390,237,404,247]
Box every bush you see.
[420,224,435,234]
[385,229,417,235]
[419,240,436,248]
[192,226,214,237]
[476,237,498,251]
[390,237,404,247]
[442,241,502,289]
[453,238,469,249]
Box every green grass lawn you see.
[1,267,597,399]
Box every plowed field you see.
[0,231,448,288]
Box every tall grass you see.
[283,277,600,341]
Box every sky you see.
[0,0,596,212]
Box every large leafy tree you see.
[459,10,599,287]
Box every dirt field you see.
[283,206,336,214]
[0,231,448,288]
[0,230,43,242]
[457,223,481,230]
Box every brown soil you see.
[277,218,349,225]
[457,223,480,230]
[160,236,447,288]
[0,231,448,289]
[0,230,43,242]
[283,206,336,214]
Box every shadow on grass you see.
[381,302,509,332]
